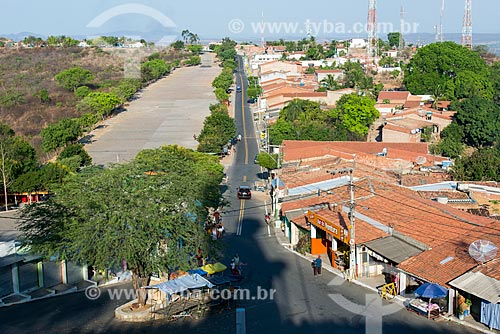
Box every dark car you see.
[237,186,252,199]
[236,86,242,93]
[247,97,258,104]
[226,88,234,94]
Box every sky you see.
[1,0,499,42]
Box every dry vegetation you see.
[0,47,125,147]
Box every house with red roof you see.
[274,140,500,322]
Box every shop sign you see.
[309,211,349,243]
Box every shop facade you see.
[307,210,351,270]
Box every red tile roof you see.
[377,91,411,103]
[281,176,500,285]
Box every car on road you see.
[236,86,242,93]
[254,154,259,164]
[247,97,257,104]
[237,186,252,199]
[226,88,234,94]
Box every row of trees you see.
[198,38,238,153]
[269,95,379,145]
[19,145,224,305]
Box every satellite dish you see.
[416,156,427,165]
[468,240,498,263]
[411,129,417,134]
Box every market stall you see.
[407,283,447,319]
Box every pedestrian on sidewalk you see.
[315,255,322,275]
[311,260,317,276]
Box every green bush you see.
[75,86,91,99]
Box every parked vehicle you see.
[236,86,242,93]
[237,186,252,199]
[247,97,257,104]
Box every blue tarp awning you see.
[188,268,208,276]
[146,274,214,294]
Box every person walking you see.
[311,259,317,276]
[315,255,322,276]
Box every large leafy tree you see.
[55,67,94,92]
[452,147,500,181]
[41,118,83,153]
[404,42,494,100]
[197,104,237,153]
[19,147,221,306]
[332,94,380,137]
[0,122,37,210]
[431,122,465,159]
[454,96,500,148]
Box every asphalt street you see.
[0,57,482,334]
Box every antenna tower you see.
[399,3,405,49]
[261,11,265,48]
[461,0,472,49]
[435,0,445,42]
[367,0,377,58]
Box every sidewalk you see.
[268,216,496,334]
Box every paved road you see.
[0,57,482,334]
[85,52,221,166]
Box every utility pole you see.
[328,168,356,280]
[268,145,282,219]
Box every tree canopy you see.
[19,146,222,305]
[404,42,494,100]
[197,103,237,153]
[55,67,94,92]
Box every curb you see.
[269,225,496,334]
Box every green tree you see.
[320,74,341,91]
[55,67,94,92]
[431,122,465,158]
[256,152,279,170]
[171,40,185,50]
[387,32,403,48]
[214,88,230,102]
[454,96,500,148]
[452,147,500,181]
[111,79,142,103]
[404,42,494,100]
[19,148,218,306]
[141,59,171,82]
[333,94,380,137]
[41,118,83,152]
[0,122,37,210]
[58,143,92,167]
[197,104,236,153]
[77,92,121,119]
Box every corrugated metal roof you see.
[287,176,351,197]
[409,182,457,191]
[363,236,424,264]
[449,271,500,303]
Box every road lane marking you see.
[237,200,245,236]
[265,200,271,237]
[243,175,247,182]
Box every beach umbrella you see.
[414,283,448,318]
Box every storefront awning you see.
[449,271,500,304]
[363,236,424,264]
